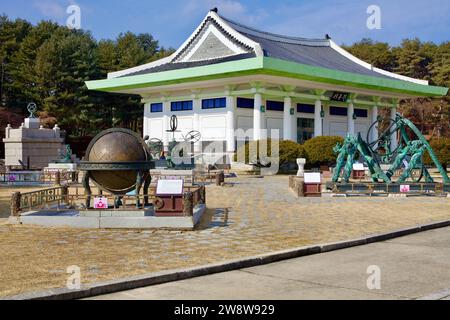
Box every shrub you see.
[234,139,271,164]
[278,140,307,165]
[423,138,450,169]
[234,139,306,166]
[303,136,344,167]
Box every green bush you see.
[278,140,307,165]
[303,136,344,167]
[423,138,450,169]
[234,139,306,166]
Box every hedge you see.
[234,139,306,166]
[233,136,449,171]
[423,138,450,169]
[303,136,344,167]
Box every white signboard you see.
[156,179,184,195]
[304,172,322,184]
[400,185,410,193]
[94,197,108,209]
[353,163,365,171]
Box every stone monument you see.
[3,103,65,170]
[297,158,306,177]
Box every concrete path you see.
[90,226,450,300]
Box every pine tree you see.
[393,39,436,80]
[8,21,59,109]
[0,16,31,108]
[34,28,98,135]
[343,38,396,71]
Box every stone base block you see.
[47,163,77,171]
[80,208,154,217]
[14,205,207,230]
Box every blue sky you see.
[1,0,449,48]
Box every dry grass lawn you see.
[0,176,449,298]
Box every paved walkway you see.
[91,226,450,300]
[1,176,450,297]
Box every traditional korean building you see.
[86,9,448,164]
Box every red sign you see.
[400,185,410,193]
[94,197,108,209]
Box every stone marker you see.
[297,158,306,177]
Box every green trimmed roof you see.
[86,56,448,97]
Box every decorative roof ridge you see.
[171,16,254,62]
[108,11,264,79]
[119,53,257,78]
[219,15,330,47]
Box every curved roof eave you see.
[86,56,448,98]
[328,40,429,85]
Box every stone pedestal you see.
[297,158,306,177]
[24,118,40,129]
[47,163,77,171]
[3,119,64,170]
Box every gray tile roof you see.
[120,14,395,81]
[221,16,395,80]
[123,53,256,77]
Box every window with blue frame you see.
[202,97,226,109]
[171,100,193,111]
[329,106,348,116]
[150,103,163,113]
[237,97,254,109]
[297,103,315,114]
[354,108,368,118]
[266,100,284,111]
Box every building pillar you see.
[162,100,170,152]
[371,105,379,145]
[314,99,323,137]
[192,97,201,153]
[347,102,355,135]
[390,105,398,151]
[226,95,235,153]
[253,92,262,141]
[143,102,149,139]
[283,96,294,141]
[260,98,267,140]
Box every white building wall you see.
[200,113,227,140]
[235,106,253,140]
[143,96,373,151]
[265,108,284,139]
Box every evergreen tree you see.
[8,21,59,109]
[343,38,396,71]
[34,28,98,135]
[393,39,436,81]
[0,16,31,108]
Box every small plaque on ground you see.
[353,163,365,170]
[157,179,184,195]
[304,172,321,184]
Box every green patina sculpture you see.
[64,145,72,162]
[332,113,449,184]
[54,144,74,163]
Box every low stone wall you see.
[10,183,206,218]
[289,176,304,198]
